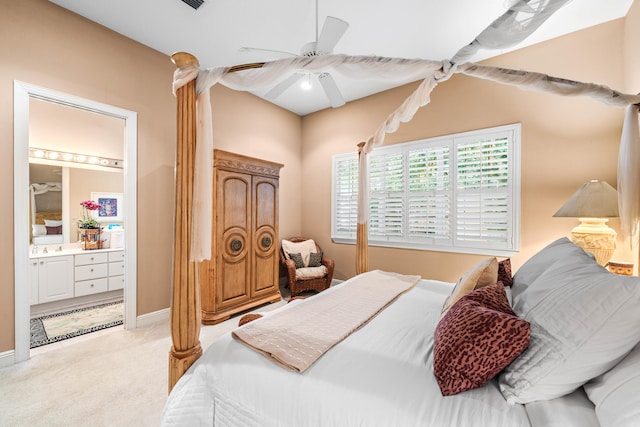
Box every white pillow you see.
[44,219,63,227]
[32,224,47,236]
[281,239,317,267]
[511,237,591,301]
[584,343,640,427]
[499,248,640,404]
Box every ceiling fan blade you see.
[318,72,345,108]
[265,73,304,99]
[316,16,349,53]
[239,46,297,58]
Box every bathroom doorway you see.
[13,81,138,362]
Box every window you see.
[331,124,521,256]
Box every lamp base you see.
[570,218,616,266]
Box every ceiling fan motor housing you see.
[301,41,328,57]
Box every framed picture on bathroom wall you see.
[91,192,123,222]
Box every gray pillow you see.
[499,247,640,404]
[584,343,640,426]
[511,237,593,302]
[308,252,323,268]
[288,252,305,269]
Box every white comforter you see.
[162,277,532,427]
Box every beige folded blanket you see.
[232,269,420,372]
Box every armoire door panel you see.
[219,260,250,305]
[220,172,250,233]
[254,180,277,229]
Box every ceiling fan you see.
[240,1,349,108]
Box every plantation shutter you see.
[369,152,404,239]
[407,145,451,243]
[331,124,519,255]
[455,134,512,249]
[333,155,359,238]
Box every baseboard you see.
[0,350,15,369]
[136,307,170,327]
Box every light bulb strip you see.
[29,147,123,169]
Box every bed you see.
[161,238,640,426]
[31,210,63,245]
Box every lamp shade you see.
[553,180,619,218]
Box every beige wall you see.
[302,18,633,282]
[0,0,302,353]
[625,0,640,93]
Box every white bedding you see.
[162,278,533,427]
[32,234,63,245]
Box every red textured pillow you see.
[433,281,530,396]
[45,225,62,235]
[498,258,513,287]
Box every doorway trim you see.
[13,81,138,363]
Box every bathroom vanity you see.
[30,245,125,310]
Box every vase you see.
[80,228,102,250]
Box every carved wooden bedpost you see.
[169,52,203,392]
[355,141,369,275]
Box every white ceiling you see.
[49,0,632,116]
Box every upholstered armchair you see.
[280,237,335,298]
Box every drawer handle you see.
[90,269,94,272]
[90,284,94,288]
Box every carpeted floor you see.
[30,300,124,348]
[0,299,288,427]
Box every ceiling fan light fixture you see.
[300,74,312,90]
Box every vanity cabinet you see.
[199,150,283,325]
[107,250,125,290]
[74,250,125,296]
[30,249,125,305]
[75,252,109,296]
[31,255,75,304]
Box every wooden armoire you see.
[199,149,283,325]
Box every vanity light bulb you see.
[88,157,99,164]
[76,155,87,162]
[62,153,73,161]
[34,150,45,158]
[99,159,109,165]
[48,151,59,159]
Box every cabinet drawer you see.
[108,251,125,262]
[75,278,108,297]
[75,263,108,281]
[108,261,125,277]
[108,276,125,291]
[75,252,108,266]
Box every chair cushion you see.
[295,266,328,280]
[282,239,317,267]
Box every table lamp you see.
[553,180,619,266]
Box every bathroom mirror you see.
[28,98,125,246]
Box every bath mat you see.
[30,300,124,348]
